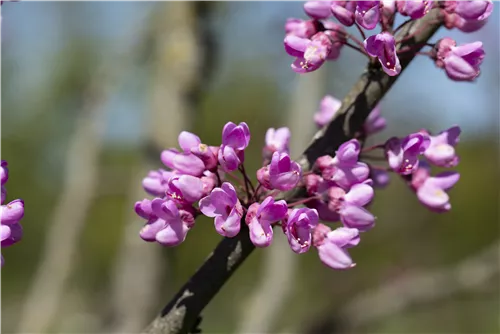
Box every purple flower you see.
[385,133,430,175]
[397,0,432,19]
[363,104,386,135]
[304,1,333,19]
[160,131,206,176]
[245,197,288,247]
[313,224,360,270]
[364,32,401,76]
[410,165,460,212]
[442,41,485,82]
[331,1,357,26]
[355,1,381,30]
[328,183,375,231]
[199,182,244,237]
[423,126,461,167]
[263,127,291,161]
[1,199,25,226]
[218,122,250,172]
[138,198,194,247]
[454,1,492,20]
[166,175,205,204]
[1,160,8,186]
[322,21,347,60]
[314,95,342,128]
[191,144,219,172]
[443,1,493,33]
[284,207,319,253]
[269,152,302,191]
[285,18,319,39]
[330,139,370,189]
[285,32,333,73]
[142,169,174,197]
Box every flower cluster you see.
[135,107,461,271]
[283,1,491,81]
[1,160,25,267]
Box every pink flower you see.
[331,1,357,26]
[142,169,174,197]
[199,182,244,237]
[328,183,375,231]
[138,198,195,247]
[166,175,205,204]
[423,126,461,167]
[284,207,319,253]
[313,224,360,270]
[363,104,386,135]
[1,160,8,186]
[454,1,492,20]
[269,152,302,191]
[160,131,206,176]
[285,18,320,39]
[385,133,430,175]
[330,139,370,189]
[322,21,347,60]
[410,164,460,212]
[364,32,401,76]
[355,1,381,30]
[438,40,485,82]
[218,122,251,172]
[304,1,333,19]
[284,32,333,73]
[396,0,432,19]
[443,1,493,33]
[245,197,288,247]
[263,127,291,161]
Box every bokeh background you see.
[1,2,499,334]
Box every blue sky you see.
[2,2,499,144]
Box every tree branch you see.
[142,9,444,334]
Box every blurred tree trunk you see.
[16,67,109,334]
[236,70,326,333]
[106,3,215,333]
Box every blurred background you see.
[1,2,499,333]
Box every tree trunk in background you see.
[107,3,213,333]
[16,68,110,334]
[236,70,326,333]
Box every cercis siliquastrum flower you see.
[282,1,490,81]
[1,160,25,267]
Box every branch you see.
[341,241,500,329]
[142,9,444,334]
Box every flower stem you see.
[362,144,384,153]
[287,195,322,208]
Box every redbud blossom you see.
[331,1,357,26]
[285,32,333,73]
[218,122,250,172]
[370,168,390,188]
[454,1,492,20]
[385,133,430,175]
[263,127,291,161]
[161,131,206,176]
[313,224,360,270]
[199,182,244,237]
[363,104,386,135]
[138,198,194,247]
[364,32,401,76]
[245,197,288,247]
[322,21,346,60]
[285,18,320,39]
[328,183,375,231]
[423,126,461,167]
[166,175,205,204]
[331,139,370,189]
[410,164,460,212]
[284,207,319,253]
[437,39,485,82]
[142,169,174,197]
[396,0,432,19]
[0,161,8,186]
[304,1,333,19]
[269,152,302,191]
[355,1,381,30]
[443,1,493,33]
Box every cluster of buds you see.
[283,1,491,81]
[1,161,25,267]
[136,101,461,270]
